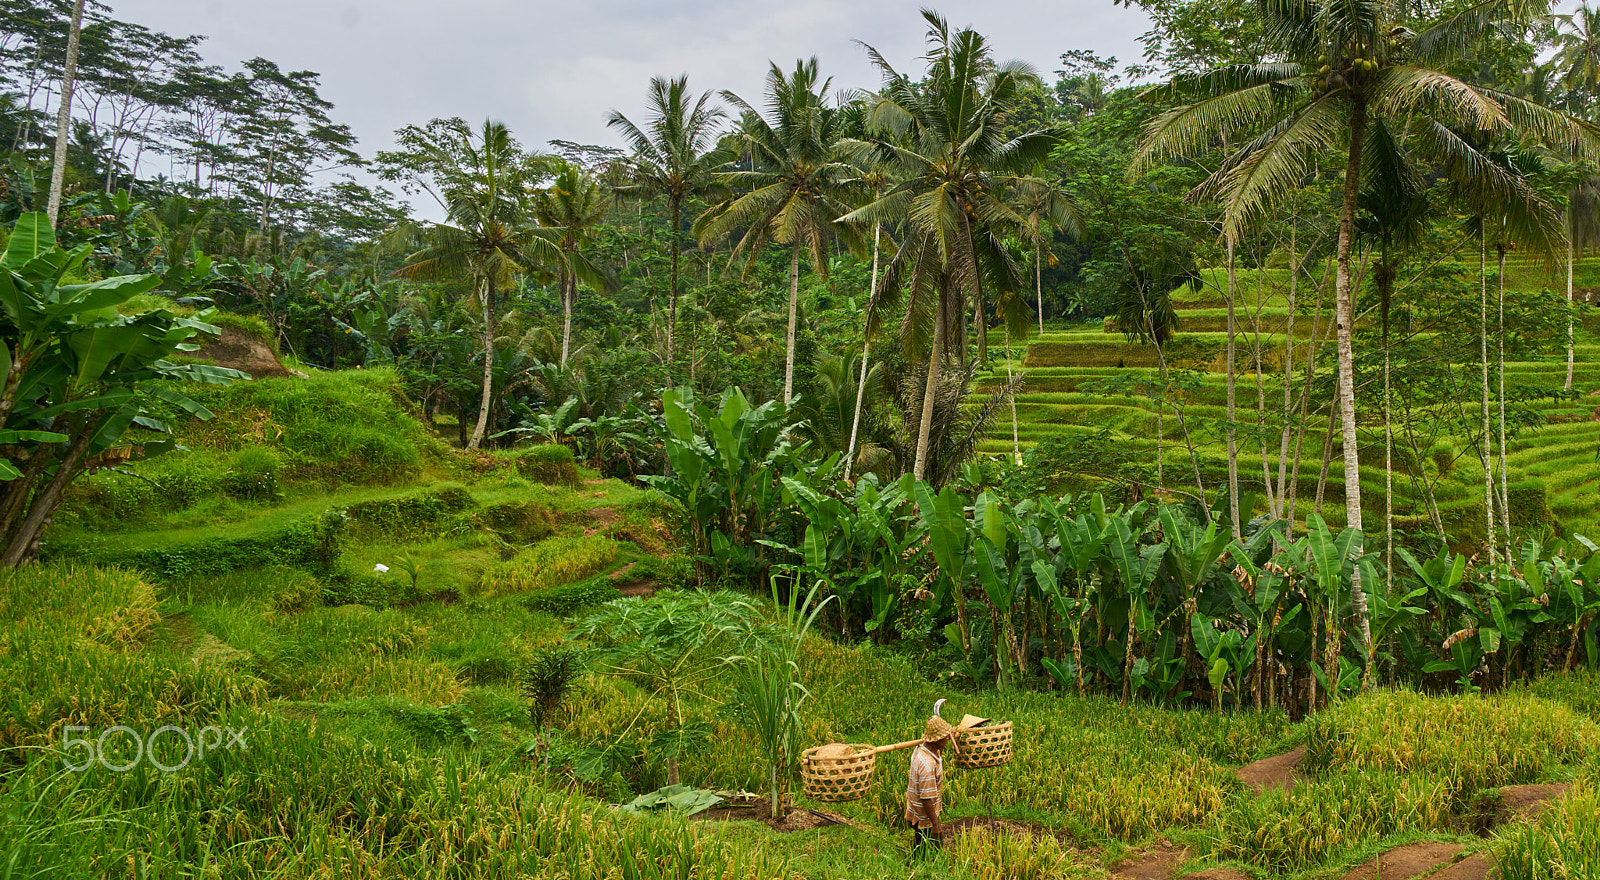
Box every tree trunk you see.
[1496,245,1510,557]
[1037,239,1045,335]
[1275,225,1298,520]
[1567,232,1576,392]
[668,195,681,366]
[45,0,87,227]
[783,240,801,404]
[1006,327,1021,465]
[560,269,574,366]
[1252,247,1274,519]
[469,277,495,450]
[913,303,946,482]
[1334,100,1371,659]
[1226,238,1241,536]
[2,421,96,567]
[1480,237,1496,562]
[1382,264,1393,601]
[844,224,881,481]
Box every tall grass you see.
[477,536,620,598]
[1492,781,1600,880]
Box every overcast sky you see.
[111,0,1154,205]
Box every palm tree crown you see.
[696,57,864,403]
[607,76,728,366]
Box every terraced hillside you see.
[980,258,1600,541]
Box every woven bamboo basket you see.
[800,743,878,802]
[953,720,1014,769]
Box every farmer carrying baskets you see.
[905,699,955,848]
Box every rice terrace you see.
[5,0,1600,877]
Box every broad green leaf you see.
[1,213,54,268]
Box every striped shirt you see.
[904,743,944,828]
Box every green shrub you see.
[179,368,443,486]
[476,499,559,543]
[271,568,325,614]
[222,447,283,501]
[68,454,228,520]
[523,578,623,616]
[477,536,619,598]
[342,485,477,541]
[62,509,346,579]
[321,568,423,608]
[507,444,581,487]
[1507,478,1553,529]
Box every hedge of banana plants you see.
[650,388,1600,713]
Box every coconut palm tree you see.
[1011,176,1084,335]
[695,57,864,404]
[45,0,86,226]
[532,161,616,365]
[1132,0,1599,657]
[843,11,1064,480]
[607,76,727,367]
[388,119,561,450]
[1547,5,1600,390]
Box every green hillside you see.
[981,258,1600,542]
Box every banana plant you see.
[1100,507,1166,704]
[918,481,975,661]
[1359,559,1427,685]
[643,387,807,583]
[1159,504,1232,696]
[1399,547,1491,691]
[1552,536,1600,670]
[0,212,243,565]
[1034,499,1106,695]
[1304,515,1361,702]
[1190,614,1245,712]
[1229,533,1304,710]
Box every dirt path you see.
[1234,746,1305,794]
[1432,854,1495,880]
[1497,784,1570,821]
[1340,843,1467,880]
[1114,841,1188,880]
[605,562,658,598]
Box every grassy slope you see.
[984,256,1600,540]
[6,343,1595,879]
[4,555,1596,879]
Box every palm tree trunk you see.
[1382,267,1393,599]
[560,270,574,365]
[1480,236,1496,562]
[784,240,801,404]
[914,302,947,482]
[1497,245,1510,556]
[1252,247,1274,519]
[961,209,986,367]
[1006,327,1021,465]
[1226,237,1241,537]
[469,277,495,450]
[1335,100,1371,658]
[45,0,87,227]
[844,224,881,481]
[668,195,682,366]
[1276,225,1298,519]
[1567,232,1576,392]
[1036,239,1045,335]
